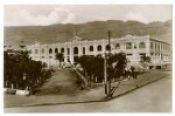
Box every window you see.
[67,48,70,55]
[97,45,102,51]
[74,47,78,54]
[139,53,146,56]
[89,46,94,52]
[127,54,132,56]
[157,43,160,50]
[134,44,137,49]
[126,42,132,49]
[155,43,157,49]
[139,42,146,49]
[55,48,58,53]
[67,56,70,62]
[49,56,52,58]
[35,49,38,54]
[165,45,167,51]
[105,44,111,51]
[161,44,163,50]
[61,48,64,53]
[83,47,86,55]
[49,48,52,54]
[41,56,45,59]
[41,48,44,54]
[115,43,120,49]
[29,50,32,54]
[150,42,154,49]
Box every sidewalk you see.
[4,70,171,108]
[110,70,171,99]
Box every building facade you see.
[26,34,171,67]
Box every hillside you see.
[4,20,172,47]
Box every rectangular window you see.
[35,49,38,54]
[157,43,160,51]
[61,48,64,53]
[150,42,154,49]
[29,50,32,54]
[139,53,146,56]
[67,48,70,55]
[127,54,132,56]
[41,48,44,54]
[67,56,70,62]
[83,47,85,55]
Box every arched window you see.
[41,48,44,54]
[115,43,120,49]
[89,46,94,52]
[49,48,52,54]
[74,47,78,54]
[55,48,58,53]
[97,45,102,51]
[105,44,111,51]
[139,42,146,48]
[35,49,38,54]
[126,42,132,49]
[61,48,64,53]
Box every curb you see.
[108,74,170,101]
[6,73,170,108]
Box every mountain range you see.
[4,20,172,47]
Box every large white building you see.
[27,34,171,68]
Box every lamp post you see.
[104,30,112,97]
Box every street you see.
[5,76,172,112]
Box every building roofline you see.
[26,34,171,47]
[149,38,171,45]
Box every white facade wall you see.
[27,34,171,67]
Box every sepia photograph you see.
[3,4,172,112]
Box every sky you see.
[4,5,172,26]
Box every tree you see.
[140,55,151,63]
[77,52,127,87]
[4,50,52,94]
[78,55,103,87]
[94,55,104,82]
[55,52,64,67]
[108,52,127,80]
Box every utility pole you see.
[104,30,112,97]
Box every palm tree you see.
[107,52,127,80]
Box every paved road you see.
[5,76,172,112]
